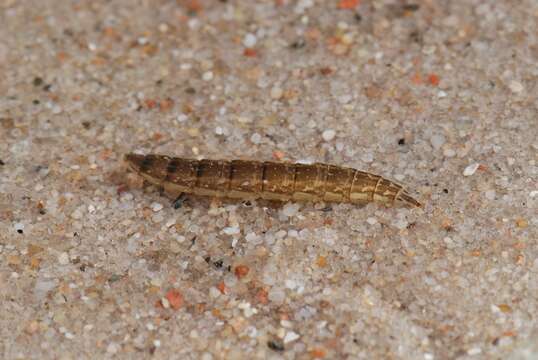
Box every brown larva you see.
[124,153,422,207]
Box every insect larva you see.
[124,153,422,207]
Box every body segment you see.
[125,153,421,207]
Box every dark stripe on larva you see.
[140,156,153,172]
[292,164,298,193]
[193,160,201,189]
[167,158,179,174]
[261,162,267,193]
[165,158,179,182]
[228,160,235,192]
[222,160,231,190]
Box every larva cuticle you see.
[125,153,422,207]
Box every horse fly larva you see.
[124,153,422,207]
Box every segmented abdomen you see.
[124,153,421,207]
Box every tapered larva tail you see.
[124,153,422,207]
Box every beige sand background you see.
[1,1,537,359]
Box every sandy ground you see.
[1,1,537,359]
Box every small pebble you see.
[270,86,283,99]
[201,353,213,360]
[245,232,259,243]
[71,207,83,219]
[268,288,285,304]
[238,302,257,317]
[467,347,482,356]
[443,148,456,157]
[14,222,24,233]
[338,94,352,104]
[187,18,199,30]
[285,279,297,290]
[341,33,353,45]
[237,116,252,124]
[485,190,496,200]
[283,331,300,344]
[288,230,298,237]
[151,202,163,212]
[106,343,119,354]
[516,219,528,228]
[280,319,293,328]
[282,203,300,217]
[508,80,524,93]
[235,265,250,279]
[209,287,221,298]
[366,217,378,225]
[202,71,213,81]
[322,129,336,141]
[463,163,480,176]
[58,252,69,265]
[158,23,169,33]
[250,133,262,144]
[430,134,446,150]
[243,33,257,48]
[34,279,57,299]
[361,153,374,163]
[169,242,181,253]
[295,0,314,13]
[394,219,409,230]
[223,226,240,235]
[160,297,170,309]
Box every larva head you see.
[124,153,147,173]
[124,153,169,180]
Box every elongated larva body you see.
[124,153,422,207]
